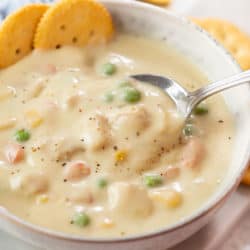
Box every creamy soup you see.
[0,34,234,237]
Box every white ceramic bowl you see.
[1,1,250,249]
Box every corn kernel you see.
[0,118,16,130]
[25,110,43,128]
[36,194,49,205]
[100,218,114,229]
[151,190,182,209]
[115,150,127,162]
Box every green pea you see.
[144,175,163,188]
[72,212,90,228]
[193,104,208,115]
[183,124,195,137]
[102,63,117,76]
[121,87,141,103]
[117,81,131,88]
[103,92,114,102]
[97,178,108,188]
[14,129,30,142]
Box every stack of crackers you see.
[0,0,113,68]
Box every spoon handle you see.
[189,70,250,107]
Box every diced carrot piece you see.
[181,137,205,169]
[42,64,57,75]
[4,143,24,164]
[63,161,90,182]
[163,166,180,180]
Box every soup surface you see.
[0,34,234,237]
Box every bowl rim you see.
[0,0,250,244]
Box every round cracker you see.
[141,0,171,6]
[242,168,250,186]
[193,18,250,185]
[193,18,250,70]
[34,0,114,49]
[0,4,49,69]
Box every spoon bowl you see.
[132,70,250,118]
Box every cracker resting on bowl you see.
[193,18,250,185]
[141,0,171,6]
[34,0,114,49]
[0,4,48,68]
[193,18,250,71]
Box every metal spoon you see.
[131,70,250,118]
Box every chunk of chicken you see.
[82,114,111,151]
[65,92,83,109]
[10,173,49,196]
[4,143,24,164]
[110,106,150,137]
[32,136,85,162]
[108,182,153,218]
[55,137,86,161]
[180,137,205,169]
[67,186,94,205]
[63,161,90,182]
